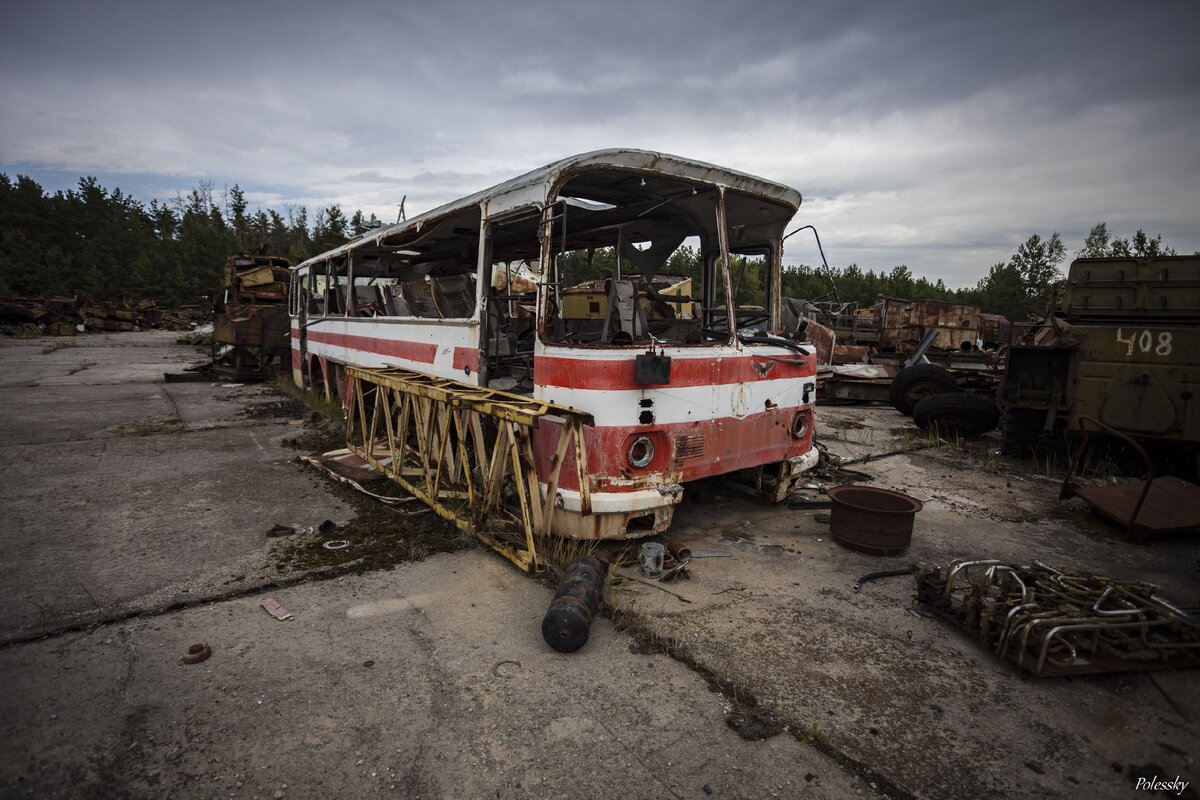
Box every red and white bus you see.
[290,149,818,539]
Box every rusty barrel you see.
[826,486,923,555]
[542,556,606,653]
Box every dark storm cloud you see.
[2,0,1197,284]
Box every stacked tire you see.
[888,364,957,415]
[912,394,1001,437]
[890,363,1000,437]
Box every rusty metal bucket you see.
[827,486,924,555]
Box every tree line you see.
[0,174,379,307]
[781,224,1179,321]
[0,173,1181,319]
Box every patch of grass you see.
[273,373,344,421]
[6,323,43,339]
[541,534,601,576]
[826,416,871,441]
[235,371,465,573]
[238,395,310,421]
[269,475,467,573]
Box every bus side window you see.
[308,272,327,316]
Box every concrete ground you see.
[0,332,350,642]
[0,332,1196,799]
[619,411,1199,799]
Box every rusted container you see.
[878,297,981,352]
[541,556,606,653]
[827,486,923,555]
[979,313,1011,346]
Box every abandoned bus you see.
[290,149,817,550]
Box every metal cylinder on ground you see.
[665,539,691,562]
[542,556,606,653]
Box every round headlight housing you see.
[790,411,809,439]
[627,435,655,468]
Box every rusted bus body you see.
[290,150,819,539]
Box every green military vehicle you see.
[999,256,1200,455]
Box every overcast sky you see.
[2,0,1197,287]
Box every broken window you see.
[343,206,483,320]
[481,211,542,391]
[710,250,772,334]
[541,173,789,347]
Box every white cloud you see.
[1,0,1197,287]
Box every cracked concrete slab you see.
[0,553,871,800]
[608,407,1198,799]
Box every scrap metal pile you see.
[785,296,1009,406]
[211,254,291,380]
[914,559,1200,676]
[0,296,204,336]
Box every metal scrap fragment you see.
[261,598,293,620]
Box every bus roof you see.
[294,149,801,270]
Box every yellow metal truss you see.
[344,365,594,572]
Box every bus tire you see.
[913,393,1000,437]
[889,364,958,415]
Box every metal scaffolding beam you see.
[344,366,594,572]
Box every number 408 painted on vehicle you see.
[1115,328,1173,357]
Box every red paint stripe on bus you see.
[453,347,479,373]
[531,405,813,491]
[306,331,438,363]
[534,353,811,389]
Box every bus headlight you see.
[627,436,655,468]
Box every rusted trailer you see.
[877,297,980,352]
[795,295,1008,413]
[289,150,819,569]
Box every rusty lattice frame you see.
[344,366,594,572]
